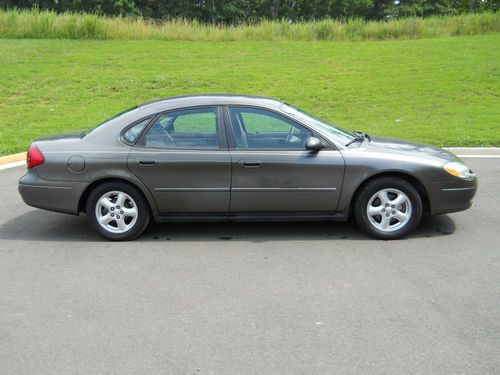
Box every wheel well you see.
[350,172,430,217]
[78,178,148,213]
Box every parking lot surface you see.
[1,159,499,374]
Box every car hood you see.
[360,136,461,164]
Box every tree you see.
[1,0,496,22]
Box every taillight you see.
[27,144,45,169]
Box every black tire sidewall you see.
[86,182,150,241]
[354,177,423,240]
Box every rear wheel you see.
[86,182,150,241]
[354,177,422,240]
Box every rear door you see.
[127,106,231,215]
[226,106,345,213]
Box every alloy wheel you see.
[366,188,412,232]
[95,191,138,234]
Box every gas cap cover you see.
[67,155,85,172]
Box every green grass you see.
[1,9,499,41]
[0,34,499,155]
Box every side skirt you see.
[154,212,347,223]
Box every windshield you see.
[81,106,139,137]
[280,104,355,145]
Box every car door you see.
[127,106,231,214]
[226,106,345,213]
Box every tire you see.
[86,181,150,241]
[353,177,422,240]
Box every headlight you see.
[443,162,474,179]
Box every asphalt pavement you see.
[0,158,499,374]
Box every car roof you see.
[138,94,285,112]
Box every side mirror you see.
[305,137,323,151]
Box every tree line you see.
[1,1,497,24]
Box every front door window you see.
[228,107,311,149]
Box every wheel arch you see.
[78,177,158,215]
[349,171,430,218]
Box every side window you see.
[122,117,150,144]
[228,107,312,149]
[143,107,219,149]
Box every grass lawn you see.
[0,34,498,155]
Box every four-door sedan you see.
[19,95,477,240]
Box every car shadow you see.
[0,209,456,243]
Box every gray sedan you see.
[19,95,477,240]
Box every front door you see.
[128,106,231,214]
[226,106,345,213]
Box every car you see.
[18,94,477,241]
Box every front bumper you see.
[18,172,85,215]
[427,176,478,215]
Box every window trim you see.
[134,105,227,151]
[223,105,336,151]
[120,115,155,146]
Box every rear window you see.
[81,106,139,138]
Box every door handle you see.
[138,159,157,167]
[240,160,262,168]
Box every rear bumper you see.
[18,172,85,215]
[427,177,478,215]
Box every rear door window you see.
[143,107,219,149]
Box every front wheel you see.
[86,182,150,241]
[353,177,422,240]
